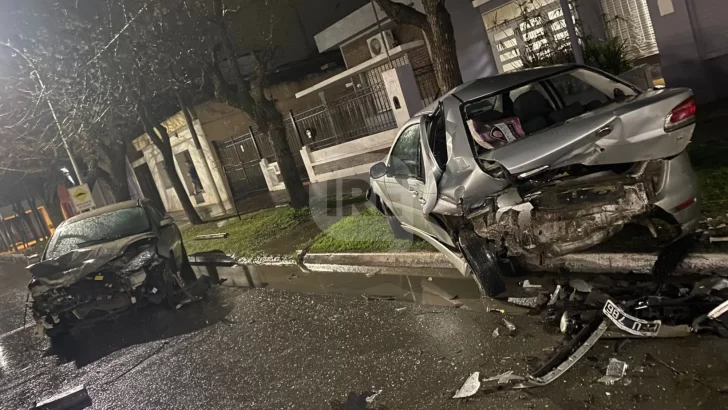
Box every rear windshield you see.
[45,207,151,259]
[463,68,636,151]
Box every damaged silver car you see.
[28,199,196,341]
[368,65,699,296]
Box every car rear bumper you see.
[652,150,700,234]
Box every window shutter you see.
[600,0,659,59]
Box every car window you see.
[429,113,448,170]
[144,203,164,225]
[462,68,638,151]
[389,125,421,178]
[44,207,151,259]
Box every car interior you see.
[464,69,636,153]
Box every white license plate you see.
[603,300,661,337]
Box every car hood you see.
[28,232,157,290]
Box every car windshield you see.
[44,207,151,259]
[463,68,637,151]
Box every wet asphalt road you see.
[2,260,728,409]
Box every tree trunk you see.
[108,143,132,203]
[177,93,226,213]
[374,0,463,93]
[158,143,203,224]
[138,105,203,225]
[423,0,463,94]
[258,107,309,209]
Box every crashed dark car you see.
[28,199,196,340]
[368,65,699,296]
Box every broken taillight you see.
[664,97,697,132]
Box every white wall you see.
[135,120,234,214]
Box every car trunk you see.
[468,88,695,258]
[477,87,695,177]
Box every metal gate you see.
[214,124,309,201]
[213,131,271,200]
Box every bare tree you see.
[374,0,463,94]
[177,0,309,209]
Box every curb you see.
[302,251,728,276]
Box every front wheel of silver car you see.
[458,229,506,297]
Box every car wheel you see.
[458,229,506,297]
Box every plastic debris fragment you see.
[365,389,382,403]
[548,285,562,305]
[507,296,544,308]
[569,279,593,293]
[453,372,481,398]
[483,370,525,385]
[503,318,517,333]
[492,327,500,338]
[597,358,628,385]
[522,280,542,289]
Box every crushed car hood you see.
[28,233,156,290]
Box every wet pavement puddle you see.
[207,264,533,315]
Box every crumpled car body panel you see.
[28,232,156,295]
[372,65,700,268]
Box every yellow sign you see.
[68,183,96,213]
[73,188,88,201]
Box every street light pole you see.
[0,42,84,184]
[559,0,584,65]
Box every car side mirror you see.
[160,215,175,228]
[370,162,388,179]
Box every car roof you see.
[62,199,147,225]
[415,65,579,117]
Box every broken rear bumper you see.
[471,152,699,258]
[652,151,700,234]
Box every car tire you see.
[457,229,507,297]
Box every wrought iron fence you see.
[414,65,440,106]
[293,82,397,151]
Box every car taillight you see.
[664,97,696,132]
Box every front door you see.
[383,124,423,230]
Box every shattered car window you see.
[45,207,151,259]
[464,68,638,151]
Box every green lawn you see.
[690,142,728,218]
[308,207,433,253]
[182,206,311,258]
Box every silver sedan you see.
[369,65,699,296]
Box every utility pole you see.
[559,0,584,65]
[0,42,83,184]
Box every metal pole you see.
[288,110,305,147]
[370,0,392,66]
[228,136,243,220]
[559,0,584,65]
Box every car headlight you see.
[123,249,157,272]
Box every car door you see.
[383,124,422,229]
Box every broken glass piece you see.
[598,358,628,385]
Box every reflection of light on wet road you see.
[0,343,8,371]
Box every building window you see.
[600,0,659,59]
[155,163,172,190]
[482,0,578,73]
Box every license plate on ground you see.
[603,300,661,337]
